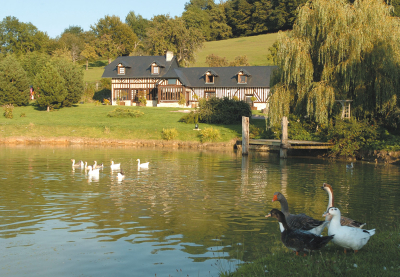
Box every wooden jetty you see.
[240,116,333,158]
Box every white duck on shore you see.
[321,183,366,228]
[324,207,375,253]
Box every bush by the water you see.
[161,128,178,141]
[179,97,251,125]
[107,108,144,118]
[199,127,221,142]
[327,117,378,157]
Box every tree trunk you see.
[47,106,50,112]
[86,59,89,71]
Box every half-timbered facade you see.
[102,51,277,110]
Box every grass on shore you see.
[221,221,400,277]
[0,103,266,143]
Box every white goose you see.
[136,159,149,169]
[321,183,366,228]
[71,159,83,168]
[346,162,354,169]
[324,207,375,253]
[93,161,104,169]
[117,169,125,181]
[110,160,121,170]
[87,166,100,178]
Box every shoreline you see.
[0,136,237,150]
[2,136,400,164]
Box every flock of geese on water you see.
[266,183,375,256]
[71,158,150,181]
[71,158,374,255]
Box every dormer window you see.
[152,64,160,75]
[118,64,125,75]
[203,69,218,84]
[238,74,247,84]
[237,69,251,84]
[206,74,214,84]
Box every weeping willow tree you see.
[268,0,400,126]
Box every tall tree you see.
[145,15,204,66]
[51,58,84,107]
[125,11,149,41]
[80,43,97,70]
[57,32,85,63]
[91,15,139,63]
[0,16,49,55]
[19,51,49,84]
[0,55,30,106]
[268,0,400,126]
[34,62,67,111]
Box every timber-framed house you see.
[102,51,277,110]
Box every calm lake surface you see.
[1,145,399,277]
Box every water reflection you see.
[0,145,399,276]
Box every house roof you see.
[102,55,277,88]
[168,66,277,88]
[102,55,179,78]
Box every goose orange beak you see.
[272,195,278,202]
[265,213,271,218]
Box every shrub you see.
[199,127,221,142]
[327,117,378,157]
[103,99,110,105]
[161,128,178,141]
[107,108,144,118]
[138,90,147,105]
[3,104,14,119]
[178,111,199,124]
[178,93,186,106]
[195,97,252,125]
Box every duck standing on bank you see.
[272,192,329,236]
[321,183,366,228]
[324,207,375,253]
[266,209,334,256]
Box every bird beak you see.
[272,195,277,202]
[265,213,271,218]
[322,212,329,217]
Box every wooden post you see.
[242,116,249,156]
[280,116,288,159]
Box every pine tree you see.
[51,58,84,107]
[34,62,67,111]
[0,55,30,106]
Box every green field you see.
[83,33,279,83]
[190,32,279,67]
[0,104,265,143]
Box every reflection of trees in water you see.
[1,146,400,262]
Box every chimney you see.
[166,51,173,62]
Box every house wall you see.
[111,78,160,105]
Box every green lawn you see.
[190,33,279,67]
[0,104,265,143]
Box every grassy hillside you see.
[190,32,279,67]
[83,33,279,83]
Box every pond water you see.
[1,145,399,277]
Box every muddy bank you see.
[0,136,237,150]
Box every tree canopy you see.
[267,0,400,127]
[0,55,30,106]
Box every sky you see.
[0,0,190,38]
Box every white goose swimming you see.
[324,207,375,253]
[136,159,149,169]
[110,160,121,170]
[117,169,125,181]
[87,166,100,178]
[321,183,366,228]
[71,159,83,168]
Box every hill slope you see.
[190,32,279,67]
